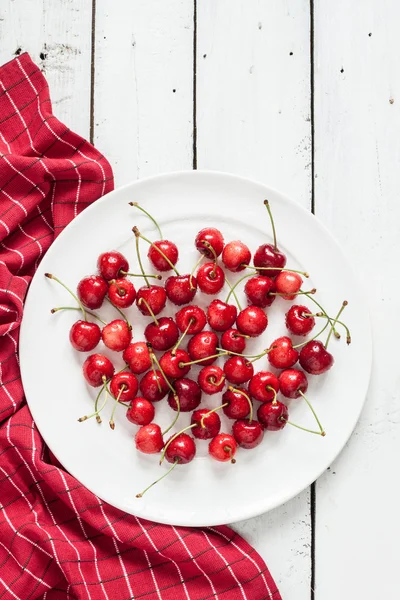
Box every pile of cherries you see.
[47,200,350,497]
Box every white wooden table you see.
[1,2,398,598]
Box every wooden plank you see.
[93,0,194,185]
[197,2,312,599]
[313,1,400,598]
[0,0,93,139]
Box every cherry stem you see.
[109,279,126,296]
[243,265,309,277]
[45,273,87,320]
[133,228,150,287]
[109,385,126,430]
[178,352,227,367]
[228,386,253,422]
[50,306,107,325]
[270,288,316,297]
[138,297,159,325]
[148,351,162,393]
[300,291,340,338]
[78,377,107,423]
[105,297,131,329]
[172,319,194,355]
[305,313,351,344]
[224,278,242,310]
[199,403,228,427]
[284,420,325,436]
[292,320,330,349]
[162,394,181,436]
[120,270,161,280]
[148,349,176,396]
[225,273,254,302]
[160,423,196,464]
[129,202,163,239]
[223,446,236,464]
[135,228,180,275]
[190,254,204,289]
[325,301,348,349]
[264,199,277,249]
[216,347,271,360]
[268,386,278,404]
[208,375,226,387]
[298,390,326,436]
[201,240,218,262]
[136,459,179,498]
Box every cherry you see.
[69,320,101,352]
[168,378,202,412]
[77,275,108,309]
[222,387,252,420]
[279,369,308,399]
[207,299,237,332]
[268,336,299,369]
[222,240,251,272]
[165,274,197,305]
[97,251,129,281]
[126,397,154,426]
[83,354,114,387]
[110,372,139,403]
[144,317,179,351]
[220,329,248,354]
[232,420,264,449]
[197,263,225,295]
[148,240,179,272]
[236,306,268,337]
[164,433,196,464]
[135,423,164,454]
[191,409,221,440]
[187,331,219,366]
[253,244,286,278]
[159,349,191,379]
[257,400,288,431]
[275,271,303,300]
[123,342,151,374]
[248,371,279,402]
[139,370,170,402]
[195,228,224,258]
[286,305,315,336]
[108,278,136,308]
[299,340,334,375]
[101,319,132,352]
[175,305,206,335]
[198,365,226,394]
[209,433,237,463]
[244,275,276,308]
[223,356,254,385]
[136,286,167,316]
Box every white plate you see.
[20,171,372,526]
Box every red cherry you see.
[232,420,264,449]
[198,365,226,394]
[148,240,179,272]
[135,423,164,454]
[286,305,315,336]
[108,278,136,308]
[165,433,196,464]
[209,433,237,463]
[253,243,287,278]
[268,336,299,369]
[110,372,139,403]
[275,271,303,300]
[101,319,132,352]
[222,387,251,420]
[187,331,219,365]
[223,356,254,385]
[191,409,221,440]
[123,342,151,374]
[222,240,251,272]
[165,275,197,305]
[175,305,206,335]
[257,401,288,431]
[279,369,308,399]
[139,370,170,402]
[168,378,202,412]
[197,263,225,295]
[144,317,179,351]
[77,275,108,309]
[136,286,167,316]
[159,349,191,379]
[220,329,248,354]
[248,371,279,402]
[126,397,154,425]
[69,320,101,352]
[236,306,268,337]
[244,275,276,308]
[97,251,129,281]
[207,299,237,332]
[299,340,334,375]
[195,228,224,258]
[83,354,114,387]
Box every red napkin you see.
[0,53,281,600]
